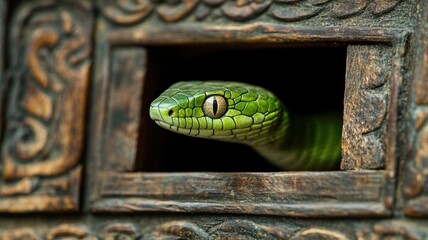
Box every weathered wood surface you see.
[90,12,408,215]
[99,0,413,28]
[106,25,408,46]
[0,0,426,238]
[403,0,428,217]
[98,171,384,201]
[342,45,391,170]
[0,0,93,212]
[102,47,147,172]
[0,0,6,141]
[91,171,390,217]
[1,218,428,239]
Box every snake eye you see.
[202,95,227,118]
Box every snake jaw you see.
[149,96,178,124]
[150,100,200,136]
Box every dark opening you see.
[137,45,347,172]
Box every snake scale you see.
[149,80,342,171]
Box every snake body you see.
[149,80,342,171]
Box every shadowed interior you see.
[137,45,347,172]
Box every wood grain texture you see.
[0,0,424,235]
[106,25,407,46]
[341,40,408,212]
[404,108,428,215]
[98,0,406,24]
[99,171,384,201]
[0,0,93,212]
[91,171,391,217]
[415,7,428,105]
[0,0,6,141]
[88,9,411,215]
[0,0,4,78]
[102,47,146,172]
[1,219,428,239]
[341,45,391,170]
[403,0,428,218]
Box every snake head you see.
[149,80,284,144]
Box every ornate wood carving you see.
[403,1,428,217]
[372,221,428,239]
[341,45,391,170]
[404,107,428,216]
[90,16,408,215]
[341,40,408,211]
[1,220,428,239]
[0,0,93,212]
[102,223,139,240]
[0,0,424,236]
[99,0,404,24]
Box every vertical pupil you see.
[213,98,218,115]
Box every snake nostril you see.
[168,110,174,116]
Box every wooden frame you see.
[89,12,410,216]
[3,0,428,238]
[0,0,93,212]
[403,0,428,217]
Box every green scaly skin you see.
[149,80,342,171]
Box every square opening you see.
[137,45,347,172]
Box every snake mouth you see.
[150,104,196,135]
[154,120,174,130]
[153,119,242,140]
[154,120,212,137]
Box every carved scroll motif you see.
[372,221,428,240]
[292,228,350,240]
[341,45,391,170]
[0,0,92,212]
[47,225,96,240]
[404,107,428,216]
[0,228,40,240]
[211,220,290,239]
[102,223,139,240]
[151,221,210,239]
[100,0,403,24]
[2,220,427,239]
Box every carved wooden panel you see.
[1,219,428,239]
[99,0,407,24]
[0,0,425,237]
[88,0,411,216]
[403,1,428,217]
[0,0,93,212]
[342,45,391,170]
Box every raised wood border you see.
[2,219,428,239]
[0,0,93,212]
[88,20,410,217]
[403,0,428,217]
[0,0,6,140]
[92,171,388,217]
[98,0,407,25]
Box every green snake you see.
[149,80,342,171]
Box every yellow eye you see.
[202,95,227,118]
